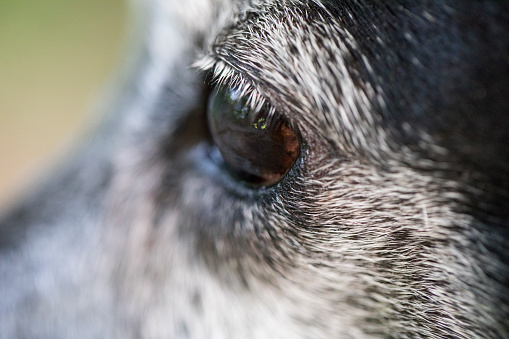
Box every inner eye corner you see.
[206,85,301,188]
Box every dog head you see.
[1,1,508,338]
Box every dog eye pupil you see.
[207,87,300,186]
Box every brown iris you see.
[207,87,300,187]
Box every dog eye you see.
[207,86,300,187]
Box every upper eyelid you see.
[193,54,275,116]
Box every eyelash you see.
[194,55,277,121]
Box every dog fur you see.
[1,0,508,338]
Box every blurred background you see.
[0,0,127,206]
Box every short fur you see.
[1,0,508,338]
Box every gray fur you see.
[1,0,508,338]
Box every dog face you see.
[1,0,508,337]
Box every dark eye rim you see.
[204,83,304,189]
[203,141,306,200]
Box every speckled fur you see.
[1,0,508,338]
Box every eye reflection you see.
[207,86,300,187]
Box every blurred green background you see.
[0,0,127,205]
